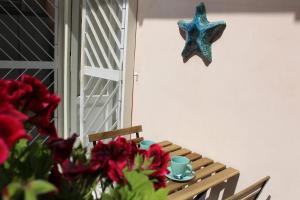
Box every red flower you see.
[0,76,61,138]
[0,102,28,121]
[19,75,60,138]
[0,138,9,164]
[91,137,139,183]
[61,160,86,179]
[90,137,169,188]
[20,75,51,112]
[146,144,170,172]
[150,175,168,190]
[48,134,78,163]
[49,164,62,187]
[144,144,170,189]
[0,102,29,164]
[91,137,133,170]
[91,141,112,171]
[0,76,60,138]
[0,115,28,148]
[107,160,127,184]
[109,137,133,163]
[0,112,29,164]
[37,122,58,138]
[0,79,32,105]
[61,160,99,180]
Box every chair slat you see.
[244,190,261,200]
[168,168,239,200]
[88,125,142,142]
[167,162,225,194]
[131,137,144,144]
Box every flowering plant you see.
[0,75,170,200]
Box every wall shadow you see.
[138,0,300,25]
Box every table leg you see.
[202,173,240,200]
[221,174,240,199]
[193,191,207,200]
[206,182,225,200]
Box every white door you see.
[79,0,130,145]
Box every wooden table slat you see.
[191,157,213,171]
[185,153,202,161]
[170,148,191,157]
[158,141,172,147]
[167,162,225,193]
[163,144,181,153]
[168,168,239,200]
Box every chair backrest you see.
[226,176,270,200]
[88,125,143,146]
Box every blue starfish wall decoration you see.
[178,3,226,66]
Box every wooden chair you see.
[88,125,143,146]
[226,176,270,200]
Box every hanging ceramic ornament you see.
[178,3,226,66]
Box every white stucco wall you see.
[132,0,300,199]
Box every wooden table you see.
[158,141,240,200]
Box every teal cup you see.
[171,156,193,179]
[140,140,155,150]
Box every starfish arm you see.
[181,41,198,62]
[204,21,226,43]
[195,3,208,24]
[197,39,212,64]
[178,20,193,32]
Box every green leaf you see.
[102,193,114,200]
[104,170,168,200]
[24,190,37,200]
[153,188,169,199]
[4,182,22,200]
[124,170,150,191]
[27,180,57,195]
[142,157,154,169]
[141,170,155,176]
[133,154,144,170]
[14,139,28,154]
